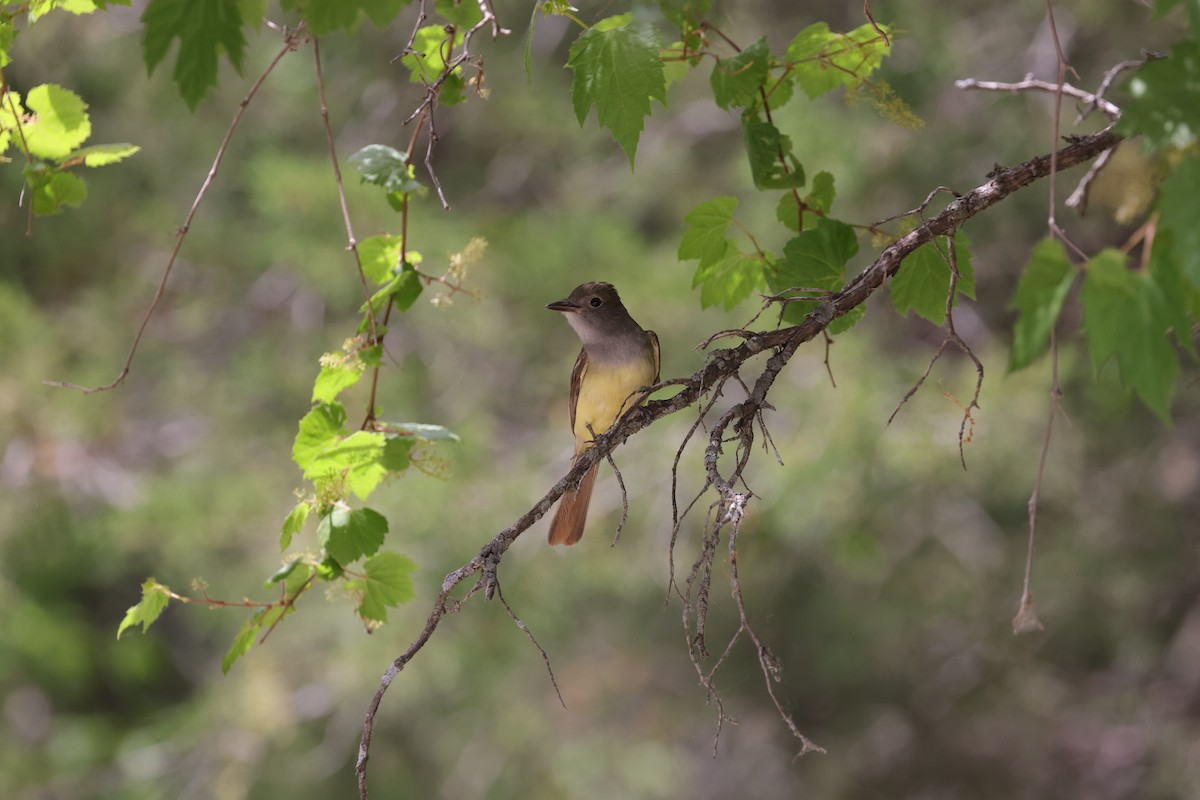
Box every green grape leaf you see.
[1155,0,1200,29]
[305,431,390,499]
[0,19,14,68]
[763,72,795,110]
[359,268,423,329]
[1147,230,1199,359]
[1008,237,1076,372]
[1118,42,1200,149]
[348,145,422,196]
[829,303,865,334]
[567,17,666,166]
[807,171,836,212]
[266,557,303,586]
[710,36,770,110]
[360,0,408,27]
[354,551,418,623]
[743,117,805,190]
[142,0,247,109]
[357,234,403,284]
[27,170,88,216]
[1157,156,1200,290]
[400,24,466,105]
[692,244,765,310]
[387,267,423,311]
[318,505,388,565]
[776,194,803,233]
[280,502,311,549]
[770,218,859,325]
[21,84,91,159]
[64,143,141,167]
[678,196,738,267]
[277,0,405,34]
[380,437,414,471]
[312,354,366,404]
[292,402,347,471]
[661,41,697,88]
[775,218,858,290]
[890,233,975,325]
[296,0,358,34]
[1082,249,1179,421]
[116,579,170,639]
[29,0,99,22]
[787,22,892,99]
[435,0,483,27]
[238,0,267,29]
[659,0,711,26]
[775,171,836,233]
[222,606,288,673]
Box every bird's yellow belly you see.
[573,360,657,449]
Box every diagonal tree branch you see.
[355,125,1122,798]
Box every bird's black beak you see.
[546,299,580,313]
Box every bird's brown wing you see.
[647,330,661,383]
[568,346,589,432]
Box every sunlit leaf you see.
[116,579,170,639]
[567,16,665,165]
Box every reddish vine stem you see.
[313,38,380,346]
[43,25,308,394]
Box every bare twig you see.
[604,448,629,548]
[313,39,380,347]
[887,236,984,469]
[727,509,825,758]
[44,25,307,394]
[955,75,1119,120]
[863,0,890,47]
[356,127,1122,797]
[494,582,565,708]
[395,0,510,207]
[1043,0,1075,238]
[1064,144,1116,215]
[872,186,960,228]
[1014,327,1060,634]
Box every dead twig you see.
[44,25,307,394]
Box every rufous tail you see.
[548,463,598,545]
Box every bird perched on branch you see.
[545,282,660,545]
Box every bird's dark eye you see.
[590,297,603,308]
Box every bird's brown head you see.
[546,282,643,347]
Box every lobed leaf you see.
[318,505,388,565]
[743,117,805,190]
[142,0,247,109]
[710,36,770,110]
[280,502,311,550]
[354,551,418,623]
[1118,42,1200,150]
[567,17,666,165]
[1082,249,1179,421]
[116,579,170,639]
[889,233,975,325]
[1008,237,1076,372]
[1156,156,1200,291]
[678,196,738,267]
[21,84,91,159]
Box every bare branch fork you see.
[355,126,1123,797]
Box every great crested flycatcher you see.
[546,282,660,546]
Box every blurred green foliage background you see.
[2,1,1197,798]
